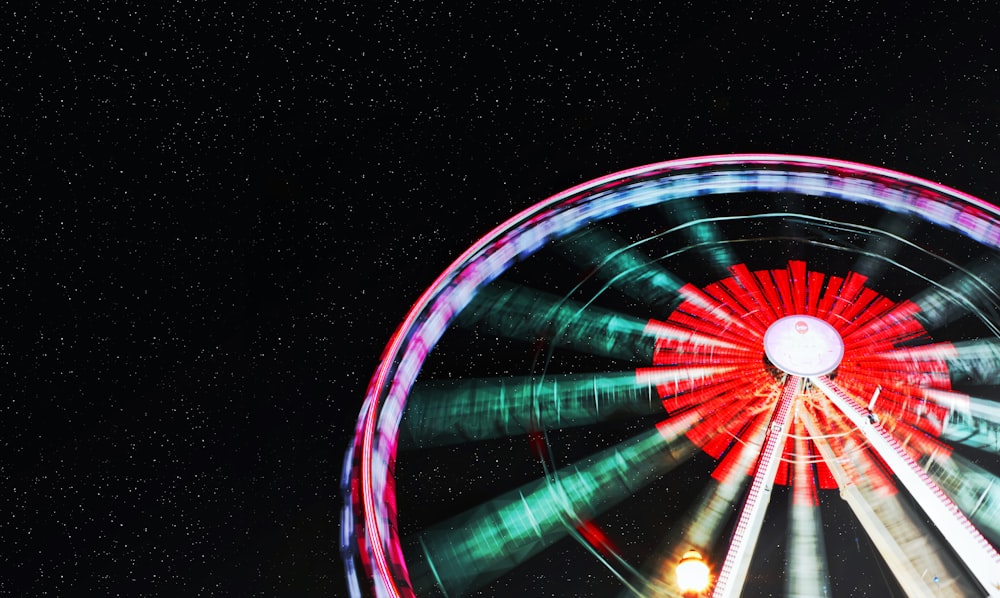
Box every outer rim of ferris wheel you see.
[343,153,1000,598]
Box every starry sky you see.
[6,2,1000,596]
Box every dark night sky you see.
[5,2,1000,596]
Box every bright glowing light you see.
[677,549,711,594]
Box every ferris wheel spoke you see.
[454,282,660,362]
[682,377,778,459]
[646,318,750,356]
[664,287,763,343]
[636,367,770,432]
[838,296,926,350]
[636,364,741,394]
[557,228,758,341]
[841,352,951,387]
[398,371,666,449]
[844,258,1000,347]
[849,211,920,281]
[403,417,702,597]
[909,255,1000,333]
[944,338,1000,386]
[920,446,1000,545]
[785,421,831,598]
[659,198,740,279]
[726,263,781,325]
[835,294,899,341]
[879,338,1000,386]
[834,365,950,436]
[922,388,1000,454]
[559,227,686,311]
[822,271,871,331]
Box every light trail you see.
[559,227,687,310]
[398,370,663,449]
[404,413,703,597]
[850,211,920,283]
[785,420,830,598]
[922,448,1000,544]
[911,255,1000,334]
[660,197,739,279]
[454,282,658,362]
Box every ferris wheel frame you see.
[343,154,1000,597]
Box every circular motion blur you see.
[342,155,1000,597]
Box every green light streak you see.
[660,198,738,278]
[947,339,1000,385]
[405,423,699,597]
[928,389,1000,455]
[455,282,656,362]
[850,212,916,283]
[400,371,662,449]
[922,451,1000,544]
[559,227,685,309]
[911,256,1000,333]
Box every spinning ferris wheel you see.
[342,155,1000,597]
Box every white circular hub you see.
[763,315,844,376]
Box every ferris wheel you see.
[341,154,1000,597]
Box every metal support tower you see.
[813,375,1000,596]
[711,375,800,598]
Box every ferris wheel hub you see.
[763,315,845,377]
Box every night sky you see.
[6,2,1000,596]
